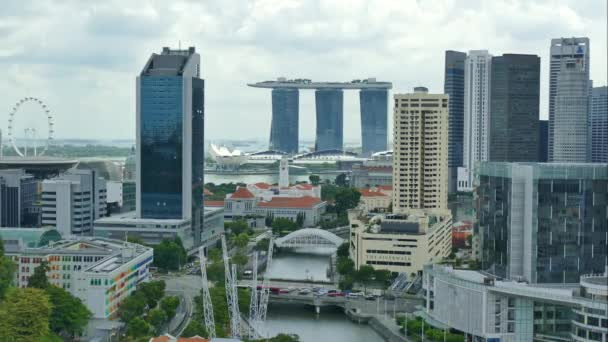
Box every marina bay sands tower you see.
[249,78,392,155]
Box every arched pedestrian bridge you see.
[275,228,344,248]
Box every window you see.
[587,316,599,326]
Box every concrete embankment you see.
[345,309,412,342]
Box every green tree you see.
[336,242,350,258]
[118,292,147,322]
[255,238,270,252]
[336,258,355,275]
[126,317,151,339]
[208,248,222,263]
[160,296,180,319]
[271,217,298,234]
[354,265,375,290]
[0,287,52,341]
[226,220,249,236]
[321,184,339,201]
[309,175,320,185]
[138,280,166,309]
[181,320,208,338]
[335,173,348,187]
[0,239,16,299]
[231,253,248,268]
[296,212,305,228]
[374,269,392,287]
[153,238,187,271]
[27,261,50,289]
[206,260,226,283]
[334,188,361,215]
[338,275,354,291]
[233,233,249,250]
[147,308,167,333]
[46,285,92,337]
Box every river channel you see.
[260,250,383,342]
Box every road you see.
[155,274,205,336]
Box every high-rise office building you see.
[393,87,449,213]
[443,50,466,193]
[270,88,299,153]
[0,169,39,227]
[538,119,548,162]
[136,47,205,237]
[478,162,607,283]
[359,89,388,156]
[489,54,540,162]
[590,86,608,163]
[551,58,590,162]
[315,89,343,151]
[41,169,107,236]
[548,37,590,161]
[458,50,492,191]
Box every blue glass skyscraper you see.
[269,88,299,154]
[359,89,388,156]
[315,89,343,151]
[136,47,204,225]
[444,50,466,193]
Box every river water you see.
[260,250,383,342]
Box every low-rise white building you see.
[358,186,392,213]
[5,237,153,319]
[349,209,452,275]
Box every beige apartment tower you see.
[393,87,449,213]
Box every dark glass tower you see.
[489,54,540,162]
[444,50,466,192]
[137,47,204,225]
[315,89,343,151]
[359,89,388,156]
[538,119,548,162]
[269,88,299,154]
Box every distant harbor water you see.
[204,173,338,185]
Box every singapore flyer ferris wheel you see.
[7,97,55,157]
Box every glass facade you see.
[490,54,540,162]
[444,51,466,169]
[359,89,388,156]
[590,86,608,163]
[270,88,299,154]
[140,76,184,219]
[539,120,549,162]
[315,89,343,151]
[191,78,205,244]
[478,162,608,283]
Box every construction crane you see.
[257,236,274,323]
[221,235,241,338]
[198,247,216,339]
[248,252,259,339]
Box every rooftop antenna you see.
[179,40,181,50]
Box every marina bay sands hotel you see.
[248,78,392,155]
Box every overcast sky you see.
[0,0,606,143]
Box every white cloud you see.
[0,0,605,143]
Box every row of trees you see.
[117,280,181,340]
[128,236,188,272]
[398,316,464,342]
[0,247,92,341]
[335,243,392,291]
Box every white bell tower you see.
[279,156,289,188]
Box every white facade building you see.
[458,50,492,192]
[6,237,153,319]
[41,169,107,236]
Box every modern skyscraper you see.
[551,58,589,162]
[315,89,343,151]
[458,50,492,191]
[270,88,299,153]
[0,169,39,227]
[478,162,607,283]
[359,88,388,156]
[443,50,466,193]
[590,86,608,163]
[489,54,540,162]
[136,47,205,232]
[393,87,449,213]
[548,37,590,161]
[538,119,548,162]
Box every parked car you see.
[298,288,311,295]
[328,292,345,297]
[279,289,290,294]
[347,292,363,298]
[365,294,376,301]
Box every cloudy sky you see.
[0,0,606,143]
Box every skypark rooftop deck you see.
[248,77,392,89]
